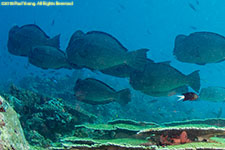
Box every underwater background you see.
[2,0,225,149]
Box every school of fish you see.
[7,24,225,105]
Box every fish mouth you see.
[75,91,85,100]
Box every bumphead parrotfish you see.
[28,45,71,69]
[130,61,200,95]
[144,86,189,97]
[100,58,154,78]
[174,32,225,65]
[199,86,225,102]
[7,24,60,57]
[100,64,136,78]
[66,30,149,71]
[74,78,131,105]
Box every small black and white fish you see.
[177,92,199,101]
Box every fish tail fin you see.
[116,88,131,105]
[177,95,185,101]
[126,49,149,71]
[187,70,200,93]
[48,34,61,49]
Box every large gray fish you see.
[7,24,60,57]
[66,30,148,70]
[143,86,189,97]
[28,45,71,69]
[130,61,200,95]
[174,32,225,65]
[100,64,138,78]
[100,58,154,78]
[200,86,225,102]
[74,78,131,105]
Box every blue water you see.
[1,0,225,123]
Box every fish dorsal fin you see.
[175,34,187,46]
[86,31,128,51]
[192,32,225,40]
[85,78,116,92]
[159,61,171,65]
[20,24,50,38]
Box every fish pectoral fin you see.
[177,95,185,101]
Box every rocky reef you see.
[1,91,225,150]
[17,73,221,124]
[163,118,225,127]
[17,73,129,123]
[2,78,225,149]
[42,118,225,150]
[2,85,96,148]
[0,96,30,150]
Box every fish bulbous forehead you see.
[9,25,19,34]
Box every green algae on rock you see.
[165,142,225,149]
[72,120,158,140]
[51,137,155,150]
[137,124,225,148]
[108,119,159,127]
[54,119,225,150]
[0,95,30,150]
[163,118,225,127]
[76,119,157,131]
